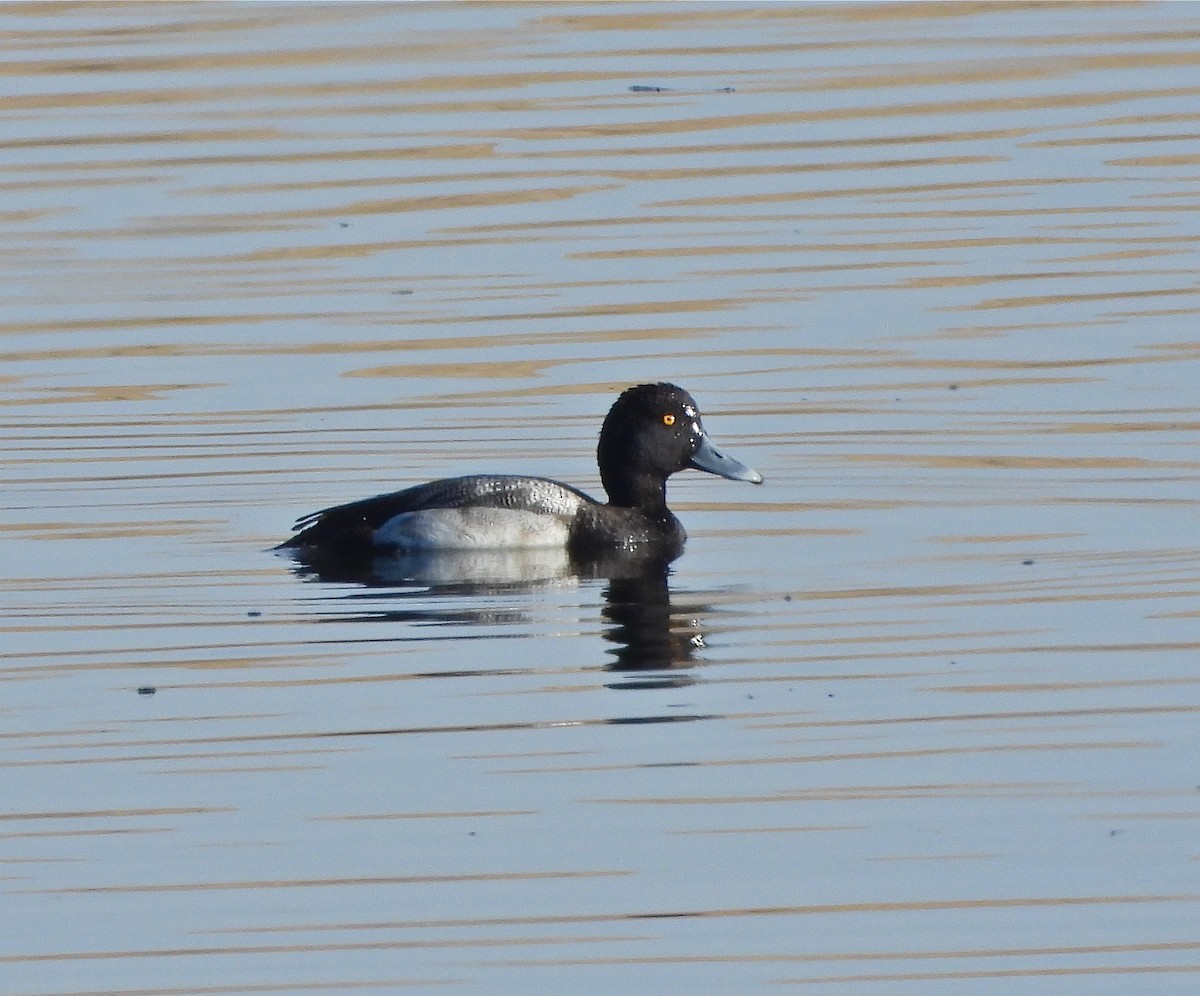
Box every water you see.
[3,2,1200,993]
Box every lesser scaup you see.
[278,382,762,556]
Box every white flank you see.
[374,508,571,550]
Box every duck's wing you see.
[279,475,595,549]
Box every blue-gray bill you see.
[689,433,763,484]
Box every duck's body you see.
[281,473,677,553]
[278,383,761,556]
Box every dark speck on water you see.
[630,84,734,93]
[136,686,156,696]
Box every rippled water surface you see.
[4,2,1200,993]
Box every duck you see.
[277,382,762,557]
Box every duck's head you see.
[597,382,763,509]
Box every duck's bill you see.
[689,434,763,484]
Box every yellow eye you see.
[662,413,676,426]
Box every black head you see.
[596,382,762,510]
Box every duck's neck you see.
[603,472,667,513]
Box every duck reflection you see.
[599,569,704,680]
[281,542,707,678]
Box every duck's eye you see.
[662,413,676,426]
